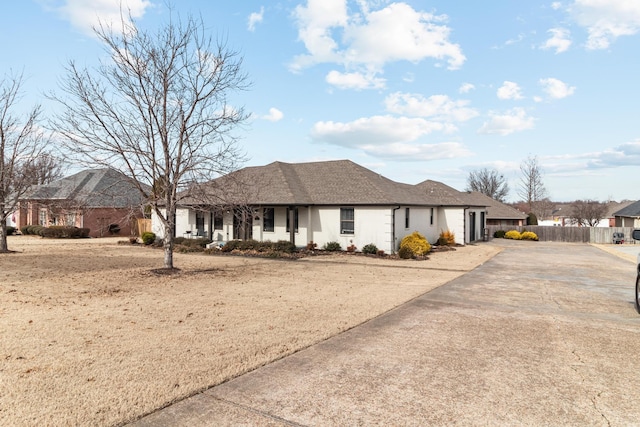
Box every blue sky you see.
[3,0,640,202]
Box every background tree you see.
[517,155,548,219]
[569,199,608,226]
[465,168,509,202]
[0,72,47,252]
[22,153,65,186]
[50,12,249,269]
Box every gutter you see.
[392,205,401,253]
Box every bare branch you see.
[465,168,509,202]
[49,10,250,268]
[0,72,48,252]
[568,200,608,227]
[517,155,548,218]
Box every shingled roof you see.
[185,160,473,207]
[414,180,468,206]
[613,200,640,217]
[24,168,146,208]
[460,191,527,220]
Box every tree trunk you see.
[0,223,7,252]
[163,225,174,269]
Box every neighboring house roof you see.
[23,168,147,208]
[607,200,635,217]
[185,160,471,207]
[414,180,467,206]
[613,200,640,217]
[459,191,527,220]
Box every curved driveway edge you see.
[131,240,640,426]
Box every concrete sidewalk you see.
[131,241,640,426]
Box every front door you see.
[233,209,253,240]
[469,211,477,242]
[195,211,205,237]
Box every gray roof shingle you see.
[614,200,640,217]
[460,191,527,220]
[184,160,481,207]
[24,168,147,208]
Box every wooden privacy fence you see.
[134,219,152,236]
[486,225,637,244]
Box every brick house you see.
[14,168,147,237]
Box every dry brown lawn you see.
[0,236,501,426]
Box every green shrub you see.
[399,231,431,257]
[493,230,506,238]
[21,225,44,235]
[141,232,156,245]
[220,240,239,252]
[273,240,296,253]
[362,243,378,255]
[398,245,414,259]
[6,226,15,235]
[521,231,539,241]
[40,226,86,239]
[504,230,522,240]
[220,239,296,254]
[526,213,538,225]
[323,241,342,251]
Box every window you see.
[286,207,299,232]
[213,212,223,230]
[340,208,354,234]
[65,212,76,226]
[263,207,274,232]
[430,208,434,225]
[39,209,47,226]
[405,208,410,229]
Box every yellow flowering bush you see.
[399,231,431,257]
[521,231,539,241]
[504,230,522,240]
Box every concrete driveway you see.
[131,240,640,426]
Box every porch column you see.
[289,205,296,245]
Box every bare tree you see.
[50,11,249,269]
[22,153,65,186]
[518,155,548,218]
[569,199,608,226]
[0,72,47,252]
[465,168,509,202]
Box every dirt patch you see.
[0,236,500,426]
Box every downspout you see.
[392,205,401,254]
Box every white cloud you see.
[310,114,470,161]
[54,0,151,35]
[289,0,349,72]
[459,83,475,94]
[248,6,264,32]
[311,115,450,147]
[587,140,640,168]
[291,1,465,88]
[540,140,640,174]
[570,0,640,49]
[539,77,576,99]
[497,81,524,100]
[384,92,478,122]
[262,108,284,122]
[551,2,562,10]
[478,108,535,136]
[360,141,472,161]
[326,70,385,90]
[541,28,572,53]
